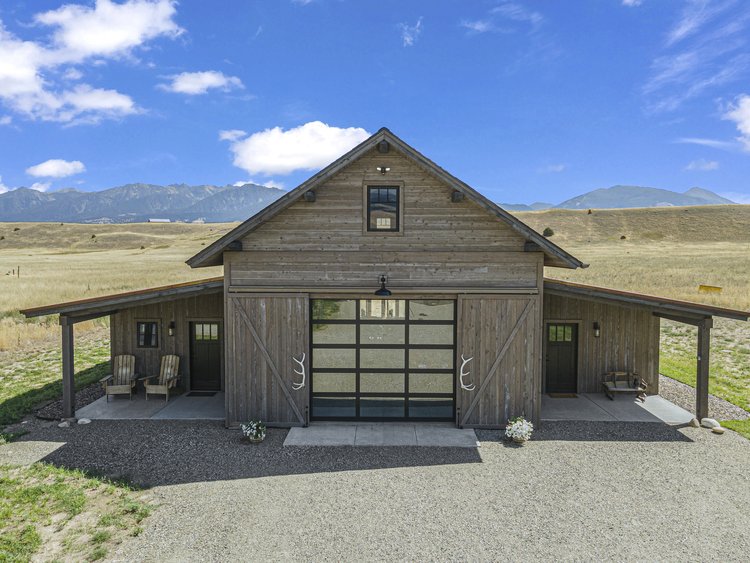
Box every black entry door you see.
[190,321,222,391]
[545,323,578,393]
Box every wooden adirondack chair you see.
[142,355,180,402]
[100,355,137,401]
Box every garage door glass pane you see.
[360,372,404,393]
[313,397,355,418]
[361,324,405,345]
[312,323,355,344]
[312,300,356,320]
[312,373,355,393]
[409,373,453,394]
[313,348,355,369]
[360,299,406,320]
[360,397,404,418]
[409,349,454,370]
[410,324,453,345]
[408,398,453,418]
[409,300,454,321]
[361,349,404,369]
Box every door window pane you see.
[360,372,404,393]
[360,324,405,345]
[360,349,404,369]
[409,300,454,321]
[409,373,453,394]
[312,372,355,393]
[410,324,453,345]
[360,299,405,320]
[312,300,356,320]
[312,323,355,344]
[313,348,355,369]
[360,397,404,418]
[409,349,453,370]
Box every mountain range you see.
[501,185,735,211]
[0,183,739,223]
[0,183,284,223]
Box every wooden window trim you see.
[362,180,405,236]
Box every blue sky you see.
[1,0,750,204]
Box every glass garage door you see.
[310,299,456,421]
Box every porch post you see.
[61,315,75,419]
[695,317,712,421]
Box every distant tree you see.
[620,235,626,240]
[542,227,554,237]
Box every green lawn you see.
[0,334,109,427]
[722,420,750,440]
[0,463,151,562]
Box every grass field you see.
[0,462,151,561]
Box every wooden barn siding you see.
[225,294,309,427]
[457,295,542,427]
[543,293,660,393]
[230,147,539,290]
[110,292,224,389]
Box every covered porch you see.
[20,277,225,422]
[542,393,694,424]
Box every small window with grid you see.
[137,321,159,348]
[367,186,399,232]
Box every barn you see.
[22,128,749,428]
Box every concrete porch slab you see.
[542,393,694,424]
[75,392,225,421]
[283,423,479,447]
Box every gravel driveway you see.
[2,420,749,562]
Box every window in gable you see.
[367,186,399,232]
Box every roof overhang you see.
[21,277,224,321]
[186,127,587,270]
[544,278,749,322]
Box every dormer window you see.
[367,186,399,232]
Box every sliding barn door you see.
[457,295,541,427]
[226,295,309,426]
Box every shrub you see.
[240,420,267,441]
[620,235,626,240]
[542,227,554,237]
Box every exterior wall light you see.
[593,322,600,338]
[168,321,176,337]
[376,166,390,175]
[375,275,392,297]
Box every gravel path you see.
[659,374,749,421]
[1,420,749,562]
[35,382,104,420]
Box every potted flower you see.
[505,416,533,444]
[240,420,267,444]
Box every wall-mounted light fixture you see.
[374,275,392,297]
[593,321,600,338]
[376,166,390,175]
[168,321,176,337]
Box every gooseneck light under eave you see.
[374,275,392,297]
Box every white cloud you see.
[540,163,567,173]
[0,0,181,124]
[461,20,494,34]
[159,71,244,95]
[642,2,750,112]
[461,2,544,36]
[0,176,8,194]
[622,0,643,6]
[398,17,423,47]
[219,129,247,142]
[491,2,543,29]
[675,137,738,150]
[685,158,719,170]
[223,121,370,176]
[723,94,750,151]
[0,116,11,126]
[26,159,86,178]
[29,181,52,192]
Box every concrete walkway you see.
[284,423,479,447]
[541,393,694,424]
[75,392,224,421]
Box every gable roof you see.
[186,127,587,269]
